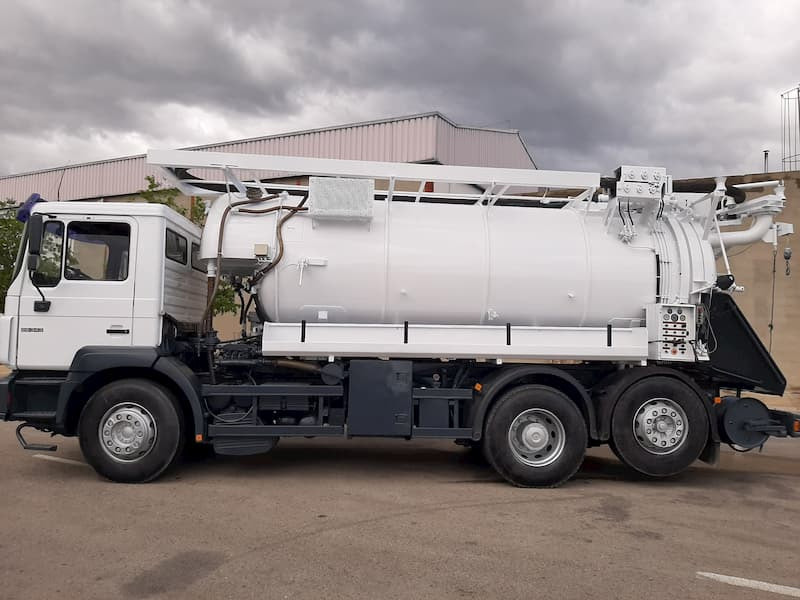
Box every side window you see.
[191,242,204,272]
[65,222,130,281]
[165,229,187,264]
[31,221,64,287]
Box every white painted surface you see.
[0,315,13,365]
[262,322,648,361]
[2,202,205,369]
[697,571,800,597]
[16,215,138,369]
[212,199,655,328]
[160,223,206,325]
[150,149,592,190]
[0,294,19,369]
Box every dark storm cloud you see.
[0,0,797,177]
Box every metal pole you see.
[781,92,786,171]
[796,84,800,170]
[764,149,769,173]
[788,90,793,170]
[787,92,792,171]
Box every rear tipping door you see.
[16,216,137,370]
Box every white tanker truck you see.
[1,149,798,486]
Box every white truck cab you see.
[1,202,206,371]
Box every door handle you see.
[106,328,130,335]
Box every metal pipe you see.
[732,180,781,190]
[708,214,774,249]
[216,358,322,374]
[275,359,322,374]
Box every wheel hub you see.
[521,422,549,452]
[99,403,157,463]
[508,408,566,467]
[633,398,687,455]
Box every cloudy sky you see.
[1,0,798,178]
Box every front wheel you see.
[483,385,587,487]
[78,379,185,483]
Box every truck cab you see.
[1,202,206,371]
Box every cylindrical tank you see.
[223,200,660,327]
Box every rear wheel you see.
[78,379,184,483]
[610,376,708,477]
[483,385,587,487]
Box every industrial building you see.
[0,112,536,203]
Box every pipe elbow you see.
[709,214,773,249]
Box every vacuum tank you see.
[207,194,660,327]
[192,159,783,332]
[256,201,657,327]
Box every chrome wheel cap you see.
[633,398,688,455]
[508,408,566,467]
[99,403,157,463]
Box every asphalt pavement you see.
[0,423,799,600]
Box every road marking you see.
[697,572,800,597]
[32,454,89,468]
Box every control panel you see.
[646,303,697,362]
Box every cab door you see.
[17,215,137,370]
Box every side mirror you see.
[27,214,43,271]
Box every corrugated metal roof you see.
[0,112,536,202]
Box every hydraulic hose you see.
[670,180,747,204]
[250,195,310,285]
[202,193,280,327]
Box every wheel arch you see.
[57,347,204,439]
[592,366,719,443]
[470,365,597,441]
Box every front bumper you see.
[0,371,61,428]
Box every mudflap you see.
[699,440,720,466]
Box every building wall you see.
[0,113,535,203]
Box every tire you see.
[78,379,185,483]
[483,385,587,487]
[610,376,708,477]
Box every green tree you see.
[0,200,24,312]
[139,176,237,316]
[139,175,185,215]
